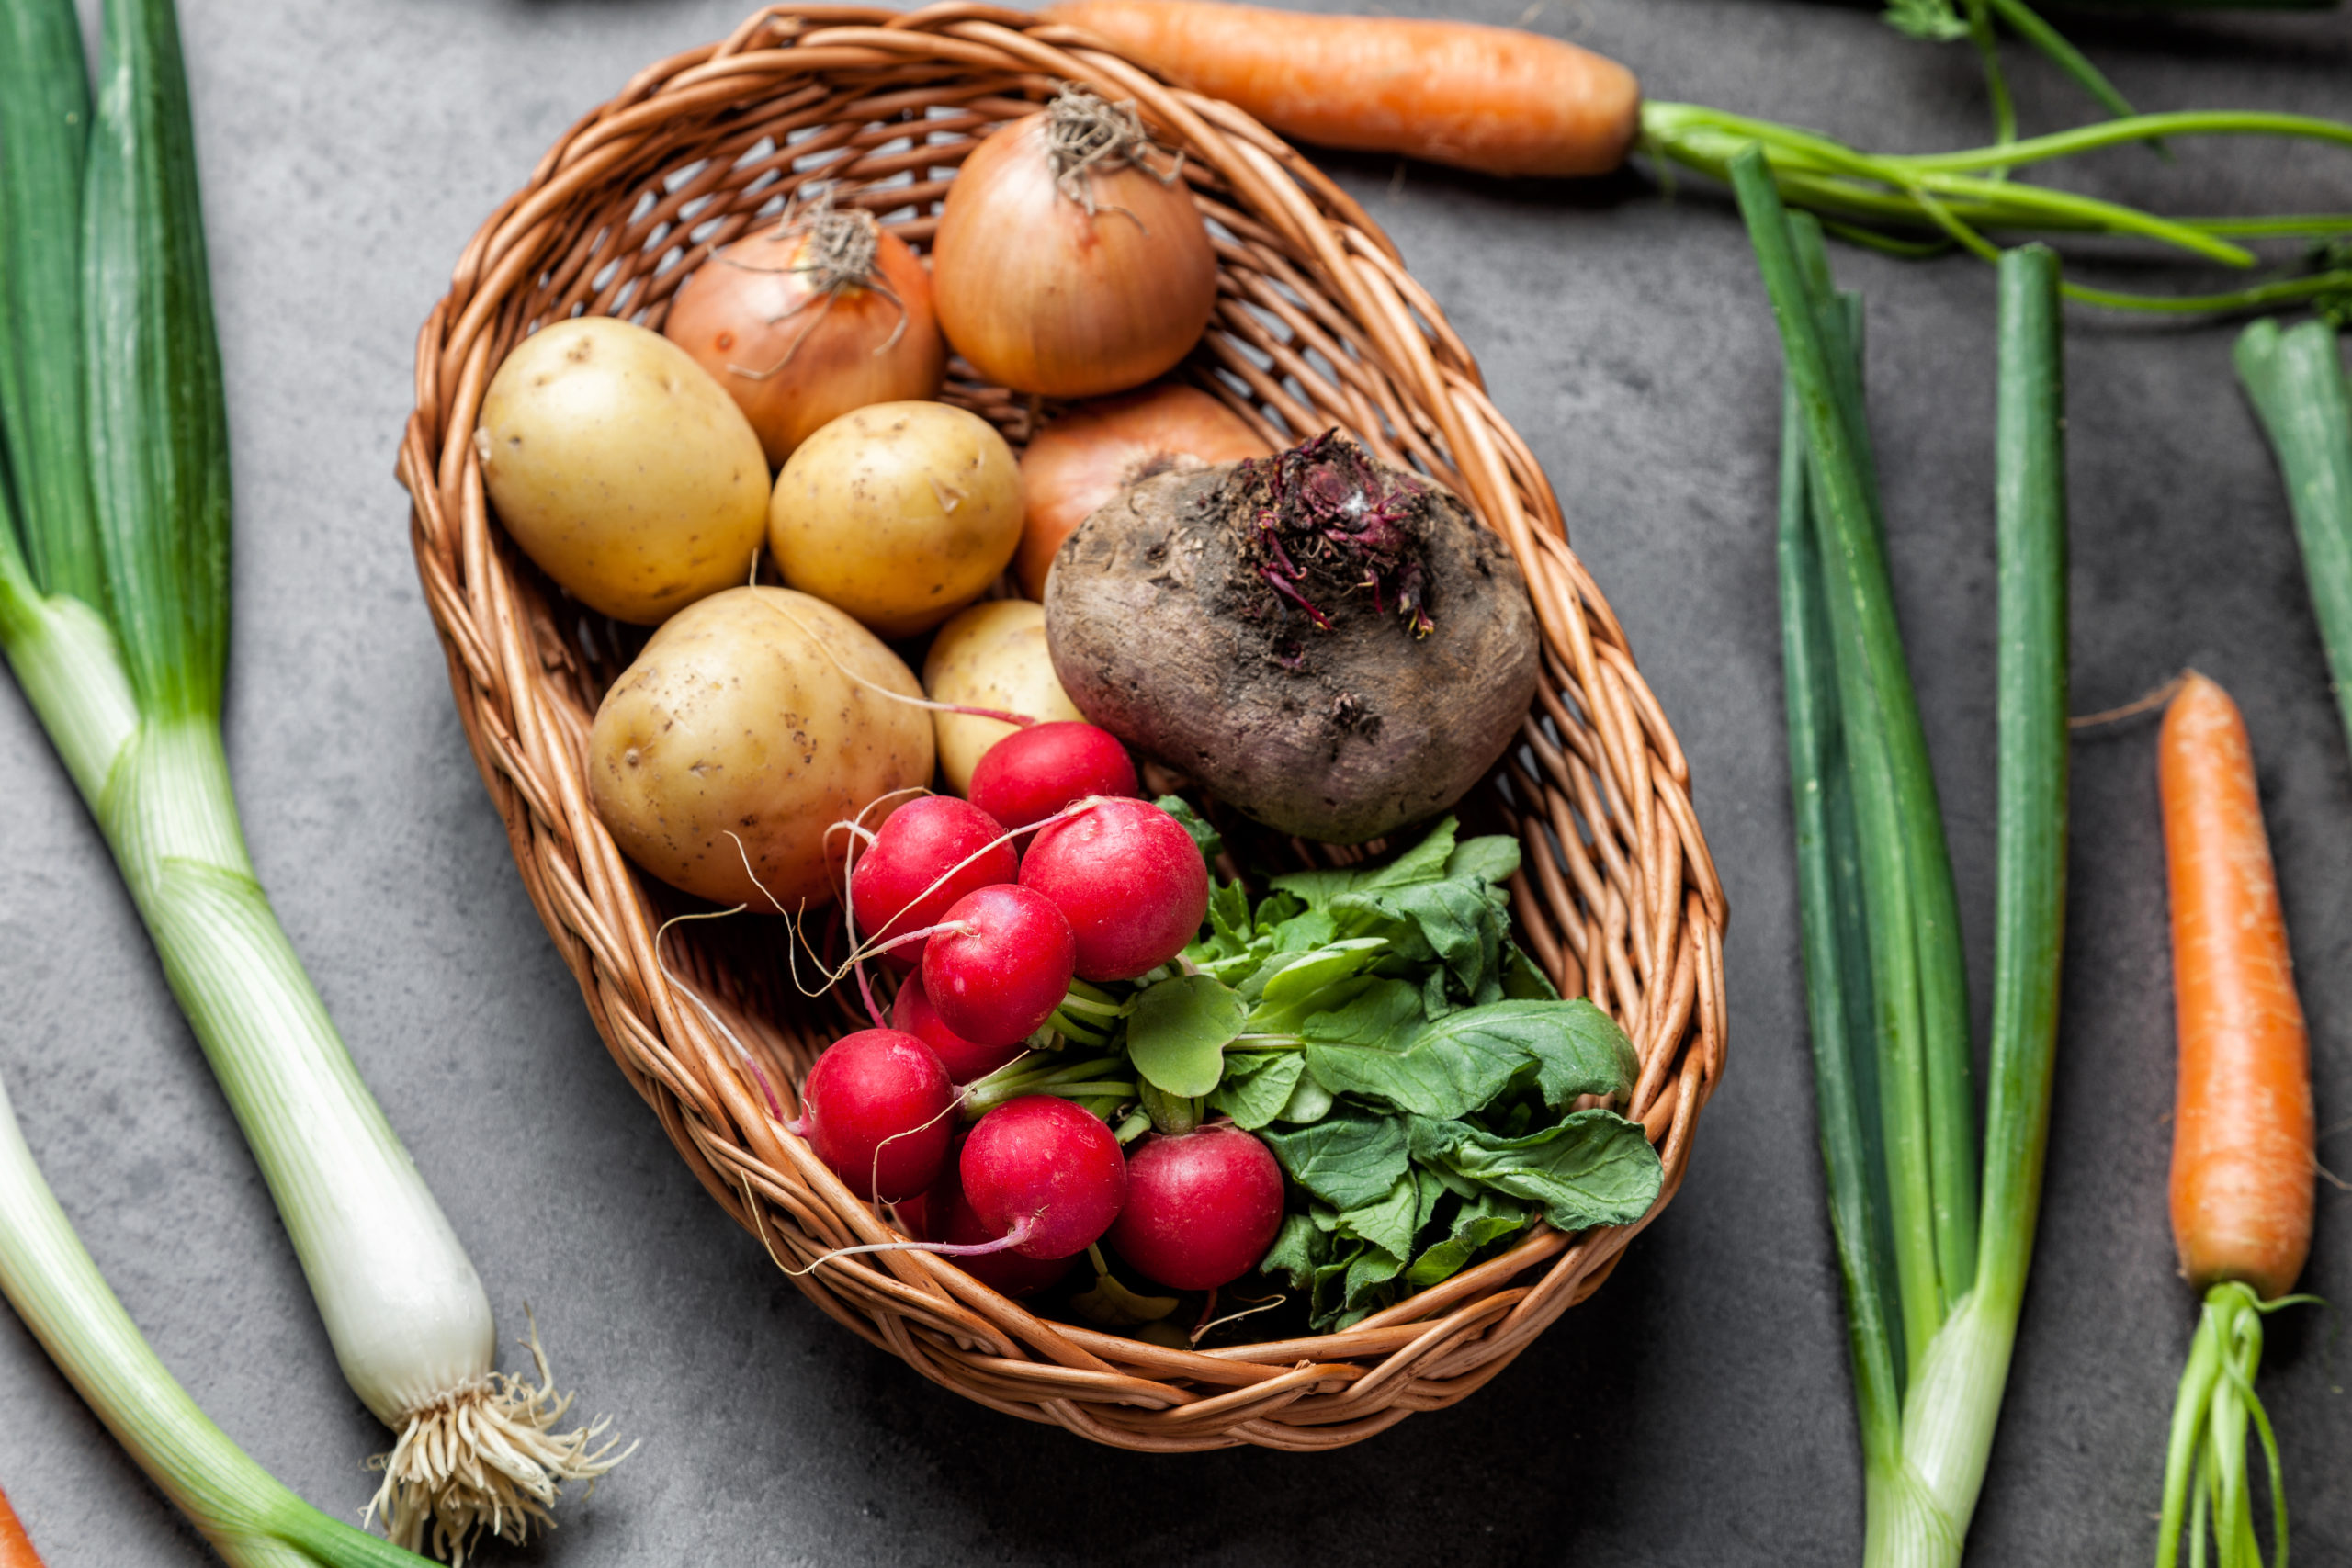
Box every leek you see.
[0,1062,433,1568]
[1741,144,2070,1565]
[0,0,624,1556]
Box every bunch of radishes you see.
[788,719,1286,1298]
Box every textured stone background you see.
[1,1,2346,1562]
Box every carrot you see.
[1042,0,1641,177]
[2153,671,2318,1568]
[0,1485,47,1568]
[2159,671,2314,1303]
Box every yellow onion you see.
[1015,381,1269,597]
[664,194,945,466]
[933,88,1218,399]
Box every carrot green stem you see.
[1645,105,2352,311]
[2233,319,2352,768]
[2157,1281,2301,1568]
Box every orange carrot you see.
[2159,671,2314,1303]
[1043,0,1641,178]
[0,1486,47,1568]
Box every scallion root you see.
[364,1325,633,1566]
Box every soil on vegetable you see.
[1045,433,1540,843]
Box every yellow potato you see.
[587,587,933,908]
[766,401,1023,638]
[922,599,1087,795]
[477,317,768,625]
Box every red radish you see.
[1108,1124,1287,1290]
[920,885,1078,1046]
[849,795,1018,971]
[923,1153,1077,1297]
[792,1029,956,1201]
[891,967,1027,1084]
[960,1097,1129,1259]
[1021,798,1210,980]
[967,722,1140,834]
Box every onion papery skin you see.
[1016,382,1269,597]
[932,114,1219,400]
[664,224,945,467]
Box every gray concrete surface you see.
[2,0,2348,1562]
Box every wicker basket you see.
[397,1,1727,1452]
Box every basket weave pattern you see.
[397,2,1728,1451]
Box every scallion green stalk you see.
[0,1063,435,1568]
[1742,143,2070,1565]
[2233,318,2352,766]
[0,0,625,1554]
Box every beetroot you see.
[961,1097,1128,1259]
[1107,1124,1286,1290]
[967,721,1139,834]
[920,884,1077,1046]
[891,966,1026,1084]
[848,795,1018,971]
[794,1028,956,1201]
[1020,798,1208,982]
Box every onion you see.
[664,192,945,466]
[1016,382,1269,597]
[933,87,1218,400]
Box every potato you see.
[588,587,934,908]
[478,317,768,625]
[922,600,1086,795]
[766,401,1023,639]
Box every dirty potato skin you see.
[588,587,934,908]
[766,400,1023,639]
[1044,461,1540,844]
[476,317,769,625]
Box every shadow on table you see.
[876,1242,1663,1568]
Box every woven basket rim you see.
[395,0,1729,1452]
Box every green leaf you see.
[1295,978,1424,1046]
[1278,1072,1334,1124]
[1406,1111,1662,1232]
[1330,1175,1418,1266]
[1502,943,1560,1002]
[1259,1211,1326,1288]
[1154,794,1222,869]
[1070,1269,1180,1326]
[1242,938,1387,1018]
[1306,999,1631,1120]
[1407,1189,1532,1289]
[1209,1051,1306,1131]
[84,0,232,722]
[1261,1105,1410,1209]
[1354,816,1459,889]
[1332,878,1506,997]
[1125,975,1245,1097]
[1443,835,1521,887]
[1265,864,1363,908]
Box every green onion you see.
[1645,106,2352,313]
[2233,317,2352,766]
[1740,143,2070,1564]
[0,0,625,1554]
[0,1064,434,1568]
